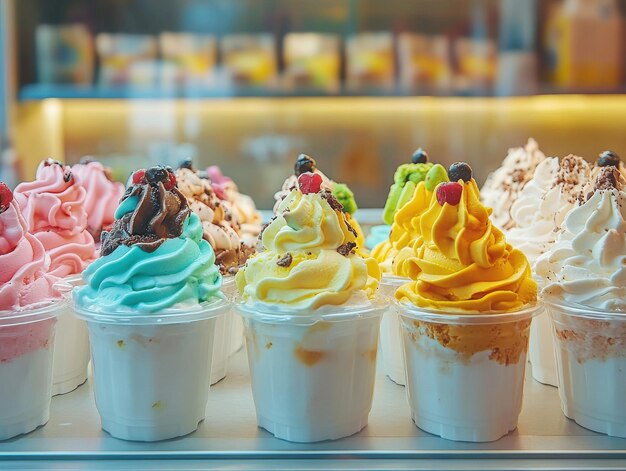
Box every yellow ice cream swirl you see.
[236,189,380,309]
[371,182,432,273]
[396,179,536,312]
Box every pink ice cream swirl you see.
[72,159,125,242]
[14,159,96,278]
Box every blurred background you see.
[0,0,625,210]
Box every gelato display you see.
[72,158,125,243]
[74,166,227,441]
[395,162,539,442]
[0,182,64,440]
[236,172,383,442]
[506,154,592,386]
[481,138,546,230]
[537,165,626,438]
[14,158,97,395]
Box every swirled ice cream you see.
[175,166,254,275]
[238,172,380,310]
[506,155,592,265]
[536,166,626,311]
[72,159,125,242]
[396,163,537,312]
[205,165,263,248]
[481,139,546,230]
[274,154,367,253]
[76,166,222,313]
[0,182,60,312]
[14,159,96,277]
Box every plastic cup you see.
[0,300,64,440]
[51,274,91,395]
[236,301,385,442]
[223,276,245,356]
[74,298,229,442]
[528,307,558,387]
[378,275,410,385]
[544,300,626,438]
[399,302,541,442]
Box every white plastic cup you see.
[210,311,233,385]
[399,302,540,442]
[52,275,90,395]
[0,300,64,440]
[378,275,410,386]
[75,298,229,442]
[223,276,244,356]
[237,301,385,442]
[528,307,558,387]
[545,300,626,438]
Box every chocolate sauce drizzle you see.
[100,177,190,256]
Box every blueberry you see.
[448,162,473,183]
[145,166,169,184]
[294,154,317,176]
[411,148,429,164]
[178,159,193,170]
[597,151,620,168]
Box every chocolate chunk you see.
[345,220,358,238]
[294,154,317,176]
[337,242,357,256]
[276,253,293,267]
[145,166,169,185]
[320,190,344,212]
[594,166,619,191]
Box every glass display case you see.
[1,1,626,469]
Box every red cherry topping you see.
[298,172,323,194]
[164,171,177,190]
[0,182,13,214]
[132,169,146,184]
[436,182,463,206]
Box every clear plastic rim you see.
[543,297,626,322]
[381,274,410,288]
[73,297,231,326]
[235,297,389,326]
[398,301,542,325]
[0,298,68,327]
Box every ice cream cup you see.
[398,302,541,442]
[51,274,91,395]
[544,299,626,438]
[236,300,385,442]
[223,276,245,356]
[378,275,410,386]
[0,300,65,441]
[528,306,558,387]
[74,298,229,442]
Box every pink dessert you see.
[14,159,97,277]
[0,182,60,362]
[71,159,125,242]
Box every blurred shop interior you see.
[0,0,625,210]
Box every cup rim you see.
[73,296,230,325]
[397,301,542,325]
[0,297,68,327]
[381,274,411,287]
[235,296,388,325]
[543,296,626,321]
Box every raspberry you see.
[132,169,146,184]
[436,182,463,206]
[164,171,177,190]
[298,172,323,194]
[0,182,13,213]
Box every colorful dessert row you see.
[1,144,625,445]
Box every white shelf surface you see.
[1,347,625,470]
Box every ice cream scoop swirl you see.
[77,168,222,313]
[15,159,96,277]
[0,198,59,311]
[237,188,380,309]
[396,179,537,311]
[537,169,626,310]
